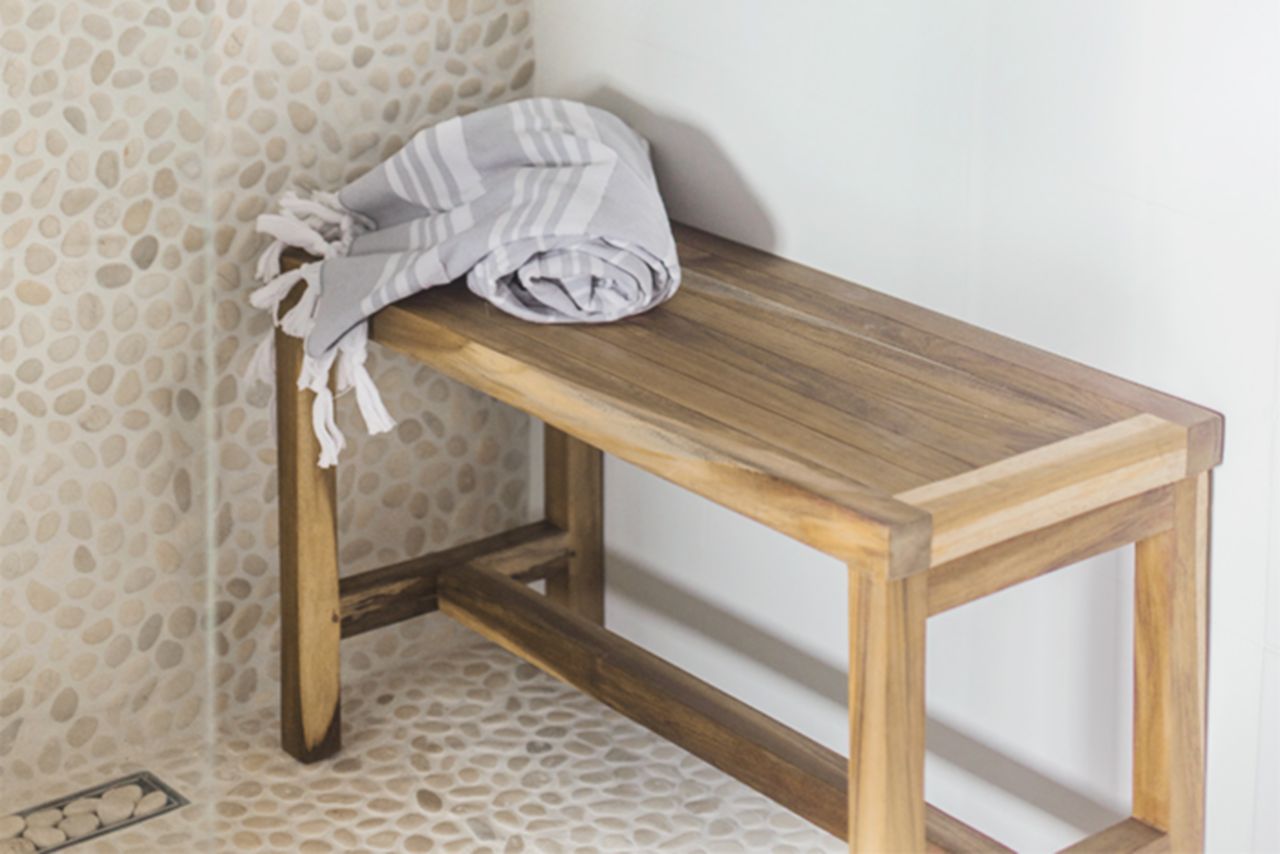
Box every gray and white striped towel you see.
[248,97,680,466]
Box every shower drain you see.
[0,771,187,852]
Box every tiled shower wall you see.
[1,0,215,785]
[1,0,533,789]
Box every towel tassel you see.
[255,239,286,281]
[248,266,308,322]
[257,213,337,261]
[245,333,276,388]
[246,187,381,467]
[298,349,345,468]
[279,266,321,339]
[336,323,395,435]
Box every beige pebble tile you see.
[20,826,64,849]
[101,784,142,804]
[56,812,99,838]
[63,798,101,817]
[0,817,24,841]
[134,791,167,817]
[18,812,59,831]
[95,798,134,825]
[4,0,532,821]
[9,643,843,852]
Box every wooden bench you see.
[273,224,1222,853]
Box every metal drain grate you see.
[2,771,187,852]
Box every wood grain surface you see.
[544,426,605,622]
[275,309,343,763]
[338,522,570,637]
[365,225,1221,578]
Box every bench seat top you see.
[369,224,1222,577]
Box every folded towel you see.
[248,97,681,466]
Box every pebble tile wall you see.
[2,641,846,853]
[1,0,534,790]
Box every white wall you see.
[535,2,1280,851]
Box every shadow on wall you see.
[606,556,1126,836]
[583,86,778,252]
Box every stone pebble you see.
[133,791,167,818]
[101,784,143,803]
[57,812,99,838]
[21,826,64,849]
[0,816,23,840]
[62,798,99,816]
[0,838,36,854]
[95,798,134,825]
[17,812,57,831]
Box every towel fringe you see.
[245,187,375,467]
[336,323,396,435]
[255,239,286,282]
[257,213,338,261]
[246,332,276,388]
[299,348,345,468]
[248,266,308,322]
[279,265,321,339]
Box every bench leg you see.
[543,425,604,623]
[275,328,343,763]
[848,570,927,852]
[1134,473,1210,851]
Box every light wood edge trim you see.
[898,415,1189,567]
[1057,818,1169,853]
[373,303,931,575]
[438,564,1008,851]
[1183,413,1224,476]
[927,486,1174,616]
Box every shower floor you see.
[9,638,844,853]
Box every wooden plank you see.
[543,427,605,623]
[360,223,1219,581]
[928,486,1173,615]
[848,569,927,852]
[373,301,932,576]
[675,231,1139,424]
[1168,474,1210,851]
[676,277,1091,455]
[275,290,342,763]
[437,563,1005,851]
[338,522,570,638]
[925,805,1015,854]
[676,224,1223,473]
[428,292,940,494]
[1134,526,1174,827]
[1132,474,1210,851]
[898,415,1188,566]
[1058,818,1169,853]
[573,297,978,475]
[675,277,1098,438]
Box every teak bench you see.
[273,225,1222,853]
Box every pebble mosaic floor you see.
[4,638,844,853]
